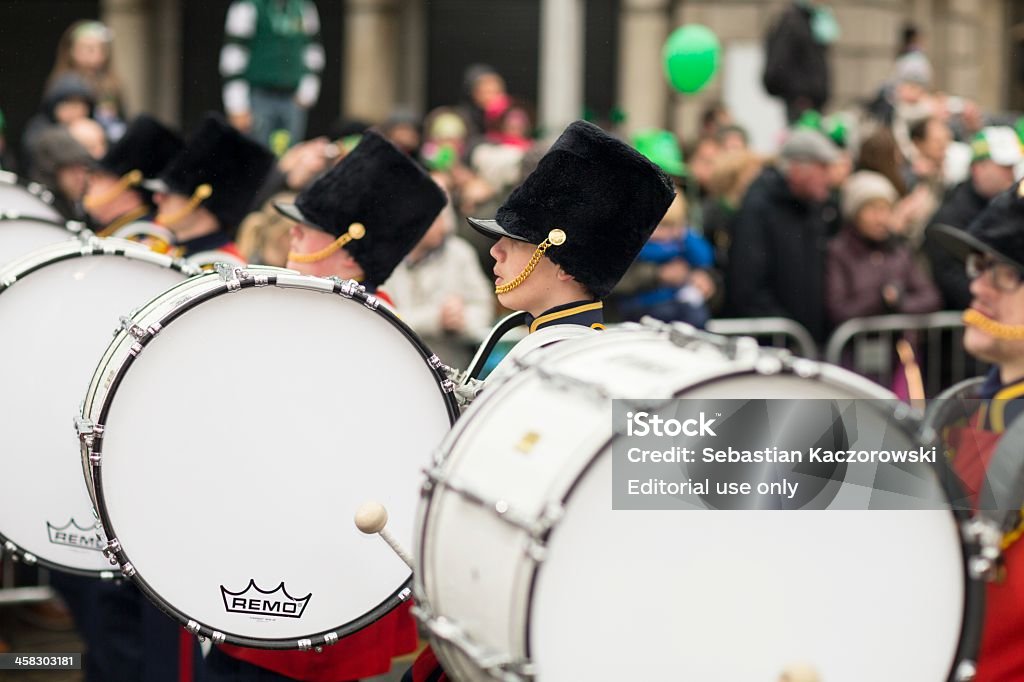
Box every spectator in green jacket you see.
[220,0,324,151]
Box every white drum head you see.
[531,456,966,682]
[0,217,77,270]
[0,174,62,222]
[0,240,188,574]
[90,275,455,645]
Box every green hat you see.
[970,126,1024,166]
[632,129,686,177]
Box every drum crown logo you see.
[220,579,312,619]
[46,519,103,551]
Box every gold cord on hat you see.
[963,309,1024,340]
[155,183,213,228]
[84,169,144,213]
[495,228,566,295]
[287,222,366,263]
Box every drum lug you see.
[962,517,1003,581]
[363,294,379,310]
[103,539,121,565]
[211,631,225,645]
[120,562,136,578]
[119,315,149,342]
[324,632,339,647]
[954,660,977,681]
[214,262,241,283]
[415,607,535,681]
[186,620,201,637]
[297,639,312,651]
[74,416,99,437]
[334,278,364,299]
[424,467,564,541]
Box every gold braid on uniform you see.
[287,222,366,263]
[495,228,566,295]
[155,183,213,228]
[84,169,144,213]
[963,309,1024,341]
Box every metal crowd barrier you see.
[706,317,819,359]
[708,312,984,397]
[823,311,985,396]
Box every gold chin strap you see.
[963,308,1024,340]
[96,205,150,238]
[288,222,366,263]
[495,228,566,295]
[155,183,213,228]
[84,169,144,211]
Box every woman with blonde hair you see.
[47,20,126,140]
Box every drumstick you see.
[354,502,414,570]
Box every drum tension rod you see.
[421,467,565,545]
[413,605,536,681]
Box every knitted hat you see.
[841,171,898,221]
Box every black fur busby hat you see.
[932,180,1024,272]
[274,131,446,288]
[151,113,275,232]
[98,115,184,182]
[467,120,675,299]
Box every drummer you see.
[931,181,1024,680]
[149,112,274,259]
[404,119,675,681]
[459,119,674,392]
[201,130,445,682]
[82,114,183,237]
[274,129,446,307]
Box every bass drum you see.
[0,237,195,575]
[415,322,982,682]
[0,171,63,221]
[79,268,458,648]
[0,215,84,270]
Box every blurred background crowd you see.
[2,0,1022,392]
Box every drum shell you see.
[0,171,63,222]
[415,326,975,682]
[0,237,190,575]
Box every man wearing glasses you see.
[931,182,1024,681]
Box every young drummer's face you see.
[490,236,561,313]
[286,223,362,279]
[964,259,1024,365]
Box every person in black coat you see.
[727,129,838,343]
[762,1,835,123]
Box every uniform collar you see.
[979,366,1024,399]
[526,300,604,333]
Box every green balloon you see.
[662,25,720,95]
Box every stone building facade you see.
[97,0,1019,144]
